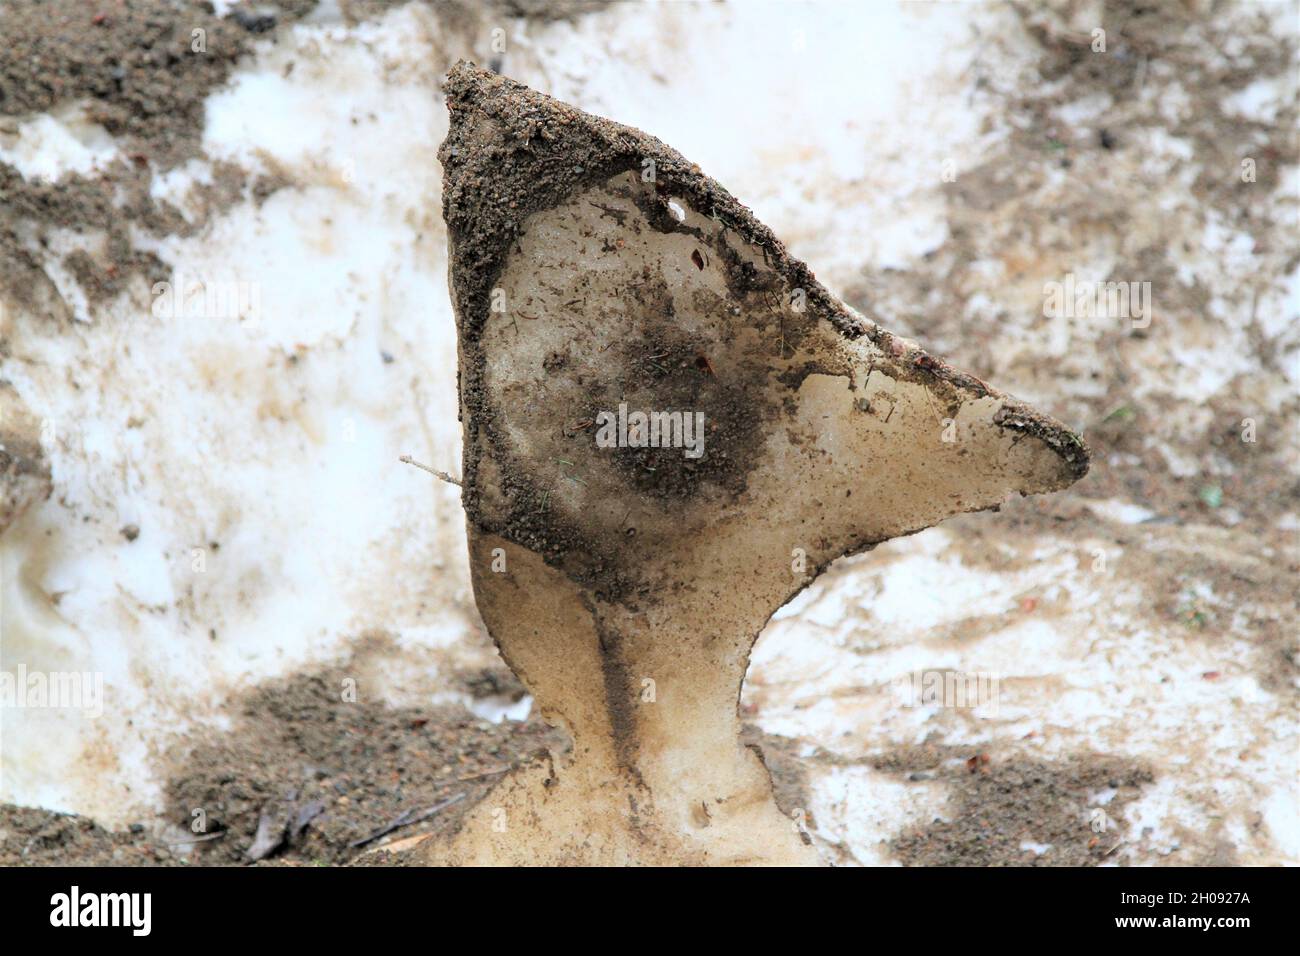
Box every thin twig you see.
[347,792,467,849]
[169,831,227,846]
[399,455,462,486]
[457,766,511,782]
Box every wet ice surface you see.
[0,1,1295,864]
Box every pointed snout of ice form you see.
[990,396,1092,492]
[848,333,1092,500]
[764,336,1090,554]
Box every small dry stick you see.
[168,831,227,846]
[348,792,468,849]
[457,766,511,782]
[400,455,462,487]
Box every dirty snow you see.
[0,0,1295,865]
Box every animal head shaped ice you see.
[429,62,1088,865]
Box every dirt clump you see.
[873,742,1154,866]
[0,804,180,867]
[2,643,562,866]
[0,0,249,166]
[160,649,563,865]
